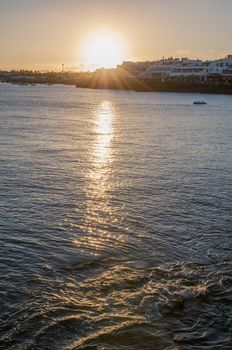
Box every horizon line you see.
[1,53,232,73]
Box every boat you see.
[193,101,207,105]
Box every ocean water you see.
[0,83,231,350]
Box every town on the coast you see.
[1,54,232,93]
[119,54,232,80]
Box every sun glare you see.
[84,34,125,69]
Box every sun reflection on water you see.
[74,101,116,254]
[93,100,114,167]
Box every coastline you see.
[76,80,232,94]
[1,71,232,95]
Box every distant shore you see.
[76,77,232,95]
[1,69,232,94]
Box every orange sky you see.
[0,0,232,70]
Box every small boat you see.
[193,101,207,105]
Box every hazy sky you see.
[1,0,232,70]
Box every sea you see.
[0,83,231,350]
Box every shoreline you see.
[76,81,232,95]
[1,77,232,95]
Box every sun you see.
[84,34,125,69]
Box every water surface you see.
[0,83,231,349]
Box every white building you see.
[117,61,154,76]
[139,55,232,80]
[207,55,232,75]
[169,58,207,78]
[139,57,182,78]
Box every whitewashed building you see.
[207,55,232,75]
[117,61,154,77]
[139,55,232,80]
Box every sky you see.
[0,0,232,70]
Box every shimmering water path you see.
[0,83,231,349]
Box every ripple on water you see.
[0,84,232,349]
[0,258,231,349]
